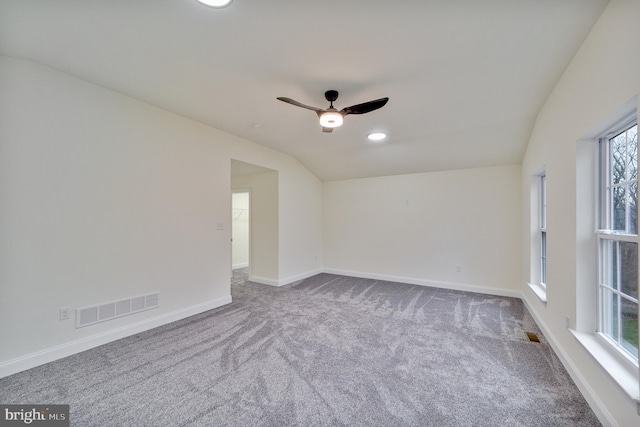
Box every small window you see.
[528,170,548,302]
[598,122,638,361]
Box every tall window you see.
[598,122,638,361]
[540,174,547,287]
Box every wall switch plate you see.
[456,265,462,272]
[565,316,571,329]
[60,307,70,321]
[216,222,224,230]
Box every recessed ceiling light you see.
[196,0,233,8]
[368,132,387,141]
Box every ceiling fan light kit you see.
[319,109,344,128]
[277,90,389,133]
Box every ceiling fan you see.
[276,90,389,133]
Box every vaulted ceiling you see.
[0,0,609,181]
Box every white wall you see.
[231,191,249,269]
[520,0,640,425]
[323,165,522,296]
[279,159,324,283]
[0,56,323,374]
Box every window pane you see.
[629,126,637,181]
[620,241,638,299]
[611,132,626,185]
[620,298,638,359]
[540,175,546,228]
[612,186,626,231]
[602,239,619,291]
[541,231,546,284]
[601,289,619,341]
[629,181,638,235]
[612,240,619,291]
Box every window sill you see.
[527,282,547,303]
[570,329,640,413]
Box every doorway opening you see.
[231,159,279,286]
[232,189,250,284]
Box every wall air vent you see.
[76,292,160,328]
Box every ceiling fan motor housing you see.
[324,90,339,103]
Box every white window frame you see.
[597,119,638,363]
[573,103,639,410]
[528,169,547,303]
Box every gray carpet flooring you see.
[0,271,600,426]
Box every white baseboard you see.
[0,295,231,379]
[521,296,617,427]
[322,268,523,298]
[248,275,280,287]
[232,262,249,270]
[249,268,323,287]
[279,268,323,286]
[249,267,522,297]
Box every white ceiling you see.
[0,0,609,181]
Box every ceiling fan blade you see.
[340,97,389,116]
[276,97,323,113]
[322,127,333,133]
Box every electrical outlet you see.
[59,307,70,321]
